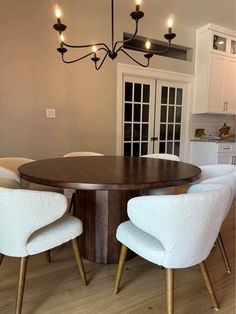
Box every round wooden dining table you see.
[19,156,201,264]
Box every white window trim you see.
[116,63,194,162]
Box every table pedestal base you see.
[74,190,139,264]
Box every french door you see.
[122,75,186,157]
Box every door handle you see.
[225,101,228,111]
[232,156,236,165]
[223,102,226,111]
[151,137,159,142]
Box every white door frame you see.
[116,63,194,161]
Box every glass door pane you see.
[213,34,227,52]
[231,39,236,55]
[123,77,155,156]
[155,82,185,157]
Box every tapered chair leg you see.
[45,250,52,263]
[16,257,28,314]
[199,261,219,310]
[0,254,4,266]
[216,232,231,274]
[71,238,87,286]
[166,268,174,314]
[68,193,75,216]
[114,244,128,295]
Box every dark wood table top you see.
[19,156,201,191]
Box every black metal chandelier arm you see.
[61,51,96,64]
[61,41,110,52]
[119,49,150,68]
[94,52,109,70]
[150,41,171,54]
[113,20,139,52]
[61,47,108,64]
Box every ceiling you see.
[111,0,236,31]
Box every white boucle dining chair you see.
[0,157,64,193]
[141,153,180,161]
[0,187,87,314]
[0,166,21,189]
[114,184,232,314]
[0,157,64,263]
[0,157,34,188]
[63,152,104,215]
[198,164,236,183]
[141,153,180,195]
[192,164,236,274]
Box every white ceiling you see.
[113,0,236,31]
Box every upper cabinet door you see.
[223,58,236,113]
[230,38,236,55]
[193,24,236,115]
[212,33,227,54]
[208,55,225,113]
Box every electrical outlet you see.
[46,109,56,118]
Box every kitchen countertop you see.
[191,138,235,143]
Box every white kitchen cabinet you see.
[224,58,236,113]
[207,55,236,114]
[193,24,236,114]
[189,141,236,166]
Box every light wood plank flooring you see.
[0,201,235,314]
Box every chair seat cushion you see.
[116,221,164,265]
[0,177,20,189]
[27,215,82,255]
[142,187,177,196]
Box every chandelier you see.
[53,0,176,70]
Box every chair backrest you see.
[0,187,67,257]
[141,153,180,161]
[0,166,21,188]
[0,157,34,189]
[198,164,236,182]
[63,152,104,157]
[127,184,231,269]
[0,157,34,176]
[0,166,20,183]
[191,171,236,219]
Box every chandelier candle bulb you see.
[136,0,142,11]
[92,46,97,58]
[167,18,173,33]
[145,40,151,50]
[55,6,62,24]
[60,34,64,48]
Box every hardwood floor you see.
[0,201,235,314]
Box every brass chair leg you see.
[113,244,128,295]
[16,257,28,314]
[68,193,75,216]
[166,268,174,314]
[45,250,52,263]
[216,232,231,274]
[0,254,4,266]
[71,238,87,286]
[199,261,219,310]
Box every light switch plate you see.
[46,109,56,118]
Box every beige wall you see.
[0,0,196,159]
